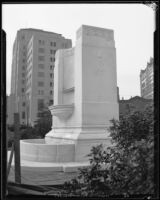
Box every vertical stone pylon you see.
[45,25,119,162]
[74,25,119,161]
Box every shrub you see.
[62,104,154,197]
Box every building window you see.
[38,90,44,95]
[22,112,25,119]
[38,64,44,69]
[22,102,26,107]
[21,35,25,40]
[38,72,45,77]
[49,99,53,105]
[50,57,55,62]
[50,82,53,87]
[38,99,44,111]
[22,80,25,84]
[22,88,25,93]
[50,90,53,95]
[39,40,45,45]
[38,56,45,61]
[22,73,25,77]
[38,48,45,53]
[38,81,44,87]
[50,73,53,78]
[50,41,56,47]
[22,59,25,63]
[50,49,55,54]
[50,65,53,70]
[22,65,25,70]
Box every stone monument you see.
[45,25,119,162]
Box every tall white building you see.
[140,57,154,99]
[8,28,72,126]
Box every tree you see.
[62,104,154,197]
[34,107,52,138]
[19,126,41,140]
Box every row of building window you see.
[50,42,56,47]
[38,79,53,87]
[38,48,45,53]
[38,64,54,70]
[50,57,55,62]
[39,40,45,45]
[38,48,56,54]
[38,56,55,62]
[50,49,56,54]
[38,81,44,87]
[38,89,53,95]
[38,71,45,77]
[21,99,53,119]
[37,98,54,111]
[38,55,45,61]
[38,64,44,69]
[38,40,56,47]
[38,90,44,95]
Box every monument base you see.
[45,127,112,162]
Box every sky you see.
[2,3,155,99]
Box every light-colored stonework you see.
[45,25,119,162]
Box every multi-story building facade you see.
[140,57,154,99]
[8,28,72,126]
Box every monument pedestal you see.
[45,25,119,162]
[45,127,112,161]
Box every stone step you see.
[8,151,90,172]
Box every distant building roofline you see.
[120,95,152,103]
[18,28,63,37]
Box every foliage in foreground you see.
[62,104,154,197]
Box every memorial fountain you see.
[20,25,119,171]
